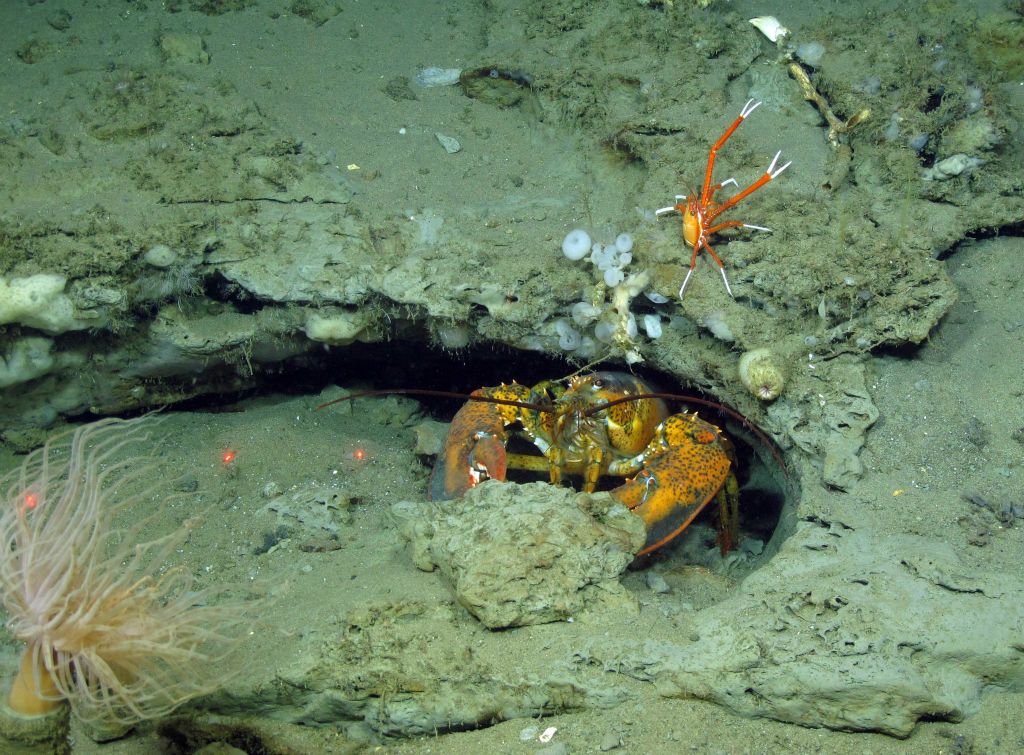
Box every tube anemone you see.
[0,417,247,734]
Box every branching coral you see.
[0,417,248,732]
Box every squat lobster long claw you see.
[656,100,791,299]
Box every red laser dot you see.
[24,493,38,510]
[222,450,237,464]
[352,448,367,461]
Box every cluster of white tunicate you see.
[590,234,634,287]
[561,229,634,287]
[553,229,665,362]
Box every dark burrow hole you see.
[121,339,791,567]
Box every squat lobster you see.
[656,99,791,299]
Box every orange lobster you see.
[429,372,740,558]
[656,99,791,299]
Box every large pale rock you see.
[583,518,1024,737]
[392,481,646,628]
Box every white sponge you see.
[304,311,370,345]
[0,336,55,388]
[0,274,84,333]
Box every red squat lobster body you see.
[656,99,790,298]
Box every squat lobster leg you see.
[656,99,791,299]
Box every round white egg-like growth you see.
[795,41,825,67]
[304,312,368,345]
[435,323,471,349]
[643,314,662,339]
[554,319,581,351]
[590,244,615,269]
[614,233,633,253]
[702,310,736,342]
[144,244,178,269]
[143,244,177,268]
[593,319,616,344]
[570,301,602,326]
[561,229,592,261]
[576,334,597,359]
[603,267,625,287]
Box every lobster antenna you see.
[317,387,785,475]
[559,350,618,383]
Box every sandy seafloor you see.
[1,0,1023,753]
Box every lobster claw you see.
[467,431,508,485]
[429,430,507,500]
[429,396,512,500]
[611,412,737,557]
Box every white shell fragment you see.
[415,67,461,87]
[749,16,790,43]
[435,132,462,154]
[643,314,662,339]
[921,153,982,181]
